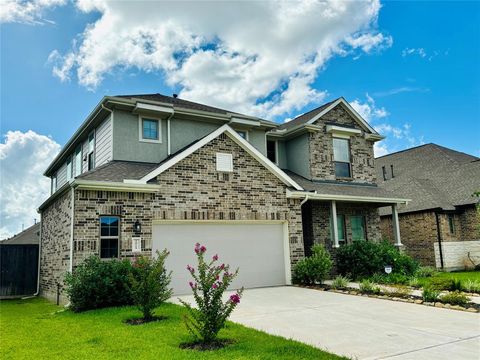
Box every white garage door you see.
[152,222,289,295]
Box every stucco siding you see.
[170,117,219,154]
[277,140,287,169]
[95,115,113,167]
[286,134,310,178]
[247,128,267,156]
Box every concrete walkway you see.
[176,286,480,360]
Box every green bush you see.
[64,256,133,312]
[462,279,480,293]
[440,291,470,306]
[415,266,437,278]
[359,280,381,295]
[336,241,418,280]
[369,273,410,285]
[129,250,173,320]
[292,245,333,285]
[428,277,462,291]
[330,275,350,290]
[408,277,420,288]
[422,286,440,302]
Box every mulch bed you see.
[124,315,168,325]
[179,339,234,351]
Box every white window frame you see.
[333,137,352,178]
[87,131,95,171]
[51,175,57,194]
[139,116,162,143]
[216,152,233,172]
[236,130,249,141]
[99,216,120,259]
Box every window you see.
[51,176,57,194]
[350,215,366,241]
[382,166,387,181]
[333,138,351,178]
[100,216,119,258]
[140,118,160,142]
[236,130,248,140]
[216,152,233,172]
[267,140,277,164]
[66,156,72,181]
[74,145,82,176]
[87,132,95,171]
[330,214,346,243]
[448,214,455,234]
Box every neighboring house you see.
[38,93,408,302]
[376,144,480,270]
[1,222,40,245]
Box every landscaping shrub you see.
[64,256,133,312]
[408,277,420,288]
[422,286,440,303]
[359,280,381,295]
[292,245,332,285]
[415,266,437,278]
[428,277,462,291]
[179,243,243,346]
[330,275,350,290]
[462,279,480,293]
[336,241,418,280]
[369,273,409,285]
[384,285,410,298]
[440,291,470,306]
[128,250,173,321]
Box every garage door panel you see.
[152,223,287,295]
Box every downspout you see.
[435,212,444,269]
[300,191,317,206]
[69,185,75,273]
[166,112,174,156]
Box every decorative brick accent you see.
[309,105,376,183]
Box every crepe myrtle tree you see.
[179,243,243,344]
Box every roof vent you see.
[172,93,178,98]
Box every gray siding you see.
[170,118,219,154]
[95,115,113,167]
[112,110,168,163]
[56,161,68,188]
[247,128,267,156]
[286,134,310,179]
[277,140,287,169]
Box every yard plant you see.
[179,243,244,348]
[421,286,440,303]
[292,244,332,285]
[128,250,173,322]
[330,275,350,290]
[359,280,381,295]
[440,291,470,306]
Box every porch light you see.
[133,220,141,234]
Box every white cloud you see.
[373,86,430,97]
[50,0,391,118]
[401,47,445,61]
[0,131,60,239]
[0,0,66,24]
[350,93,388,122]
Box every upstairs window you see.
[333,138,351,178]
[140,117,160,142]
[51,176,57,194]
[267,140,277,164]
[236,130,248,140]
[100,216,119,259]
[74,145,82,176]
[87,132,95,171]
[66,156,72,181]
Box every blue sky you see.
[0,0,479,237]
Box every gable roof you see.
[125,124,303,190]
[277,97,380,135]
[376,143,480,215]
[1,223,40,244]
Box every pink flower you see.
[187,265,195,273]
[219,263,225,270]
[229,293,241,304]
[200,245,206,253]
[212,283,218,289]
[216,275,219,280]
[194,243,201,253]
[189,281,197,289]
[213,254,218,261]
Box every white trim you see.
[69,187,75,272]
[286,189,410,204]
[306,98,378,134]
[230,117,260,127]
[73,179,161,192]
[127,124,303,190]
[326,125,362,138]
[151,219,292,286]
[392,204,402,246]
[331,200,339,248]
[133,102,174,115]
[235,129,249,141]
[138,115,162,143]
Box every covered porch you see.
[286,176,409,256]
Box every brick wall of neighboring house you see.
[310,201,382,251]
[380,211,438,267]
[40,190,72,303]
[71,133,304,268]
[309,105,376,183]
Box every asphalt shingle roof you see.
[1,222,40,244]
[376,143,480,215]
[277,98,338,130]
[77,161,158,182]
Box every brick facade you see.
[309,105,376,183]
[380,205,480,268]
[40,190,72,303]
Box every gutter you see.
[300,191,317,206]
[287,189,410,205]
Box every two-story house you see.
[38,93,408,301]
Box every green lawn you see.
[0,298,345,360]
[418,270,480,288]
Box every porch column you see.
[392,203,402,247]
[331,200,339,248]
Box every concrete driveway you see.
[176,286,480,360]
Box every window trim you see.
[266,139,278,165]
[138,116,162,143]
[87,131,95,171]
[236,130,249,141]
[333,137,352,179]
[99,215,120,259]
[51,175,57,194]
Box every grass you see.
[0,297,345,360]
[418,271,480,289]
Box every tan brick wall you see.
[40,190,72,303]
[309,105,376,183]
[72,133,304,267]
